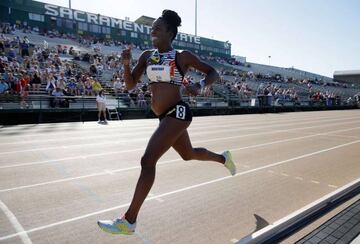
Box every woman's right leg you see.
[124,117,190,224]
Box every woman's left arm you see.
[181,51,219,96]
[181,51,220,87]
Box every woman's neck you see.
[157,45,173,53]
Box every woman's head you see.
[151,10,181,48]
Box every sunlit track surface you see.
[0,110,359,244]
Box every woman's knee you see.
[180,150,194,161]
[140,153,157,168]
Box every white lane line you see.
[228,126,360,152]
[0,148,144,170]
[328,184,338,188]
[1,114,352,144]
[311,180,320,184]
[0,168,138,193]
[318,134,360,140]
[290,130,360,140]
[0,160,180,193]
[148,193,164,203]
[0,200,33,244]
[281,173,289,177]
[1,127,360,193]
[2,122,359,170]
[1,116,359,154]
[0,139,359,241]
[295,177,304,181]
[104,170,114,175]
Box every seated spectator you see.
[51,87,67,107]
[76,79,85,95]
[19,71,30,91]
[92,79,103,94]
[30,71,41,91]
[0,77,9,94]
[137,91,147,108]
[66,77,77,95]
[113,78,123,96]
[56,78,67,91]
[7,48,16,61]
[20,40,30,57]
[0,59,5,73]
[90,64,97,76]
[45,74,56,94]
[84,77,93,96]
[20,84,29,109]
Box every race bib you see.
[147,65,171,82]
[176,105,186,120]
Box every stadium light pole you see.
[195,0,197,36]
[69,0,71,9]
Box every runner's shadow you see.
[252,214,270,233]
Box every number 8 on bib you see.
[176,105,186,120]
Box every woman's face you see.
[151,19,173,48]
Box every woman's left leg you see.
[172,130,225,164]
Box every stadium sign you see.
[44,4,201,44]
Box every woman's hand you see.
[121,47,132,66]
[184,83,201,96]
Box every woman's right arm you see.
[122,49,150,91]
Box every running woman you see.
[98,9,237,235]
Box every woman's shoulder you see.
[140,49,154,58]
[176,49,193,57]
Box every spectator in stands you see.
[56,78,67,91]
[84,77,93,96]
[51,87,66,107]
[59,71,67,83]
[0,77,9,94]
[92,79,103,94]
[20,39,30,57]
[13,73,21,94]
[137,91,147,108]
[90,64,97,76]
[76,79,85,96]
[113,77,123,96]
[19,71,30,92]
[96,89,107,123]
[7,48,16,61]
[45,73,56,94]
[20,84,29,108]
[0,59,5,73]
[30,71,41,91]
[0,40,4,53]
[66,77,77,95]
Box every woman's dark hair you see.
[159,10,181,41]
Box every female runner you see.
[98,9,236,235]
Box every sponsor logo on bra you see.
[151,67,165,71]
